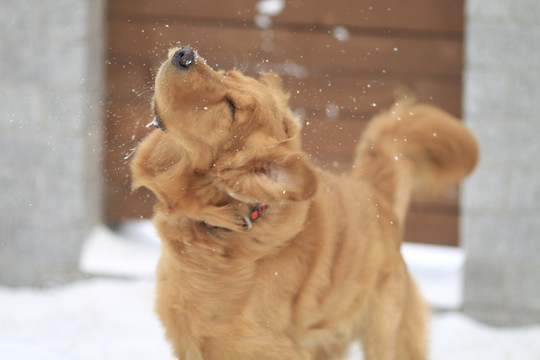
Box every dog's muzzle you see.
[172,46,196,70]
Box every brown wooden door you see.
[104,0,464,246]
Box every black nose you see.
[172,46,195,69]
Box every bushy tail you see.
[351,101,478,224]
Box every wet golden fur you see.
[131,47,478,359]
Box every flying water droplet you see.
[332,26,350,41]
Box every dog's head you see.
[153,46,302,163]
[149,46,317,204]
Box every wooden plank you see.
[301,117,365,156]
[273,0,463,33]
[104,135,140,184]
[404,210,459,246]
[107,20,462,77]
[108,0,463,33]
[105,101,153,138]
[108,0,258,23]
[105,62,154,99]
[106,183,155,220]
[285,76,461,118]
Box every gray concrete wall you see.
[462,0,540,325]
[0,0,105,286]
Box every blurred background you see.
[105,0,465,246]
[1,0,539,358]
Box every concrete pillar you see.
[0,0,105,286]
[462,0,540,325]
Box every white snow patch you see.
[0,279,173,360]
[402,242,465,310]
[256,0,285,16]
[332,26,350,41]
[80,224,159,279]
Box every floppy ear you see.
[213,152,318,204]
[130,130,185,203]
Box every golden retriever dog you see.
[131,45,478,360]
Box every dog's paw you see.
[235,215,252,230]
[200,203,253,231]
[233,204,268,230]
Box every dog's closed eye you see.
[226,97,236,119]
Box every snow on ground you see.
[0,279,172,360]
[1,223,539,359]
